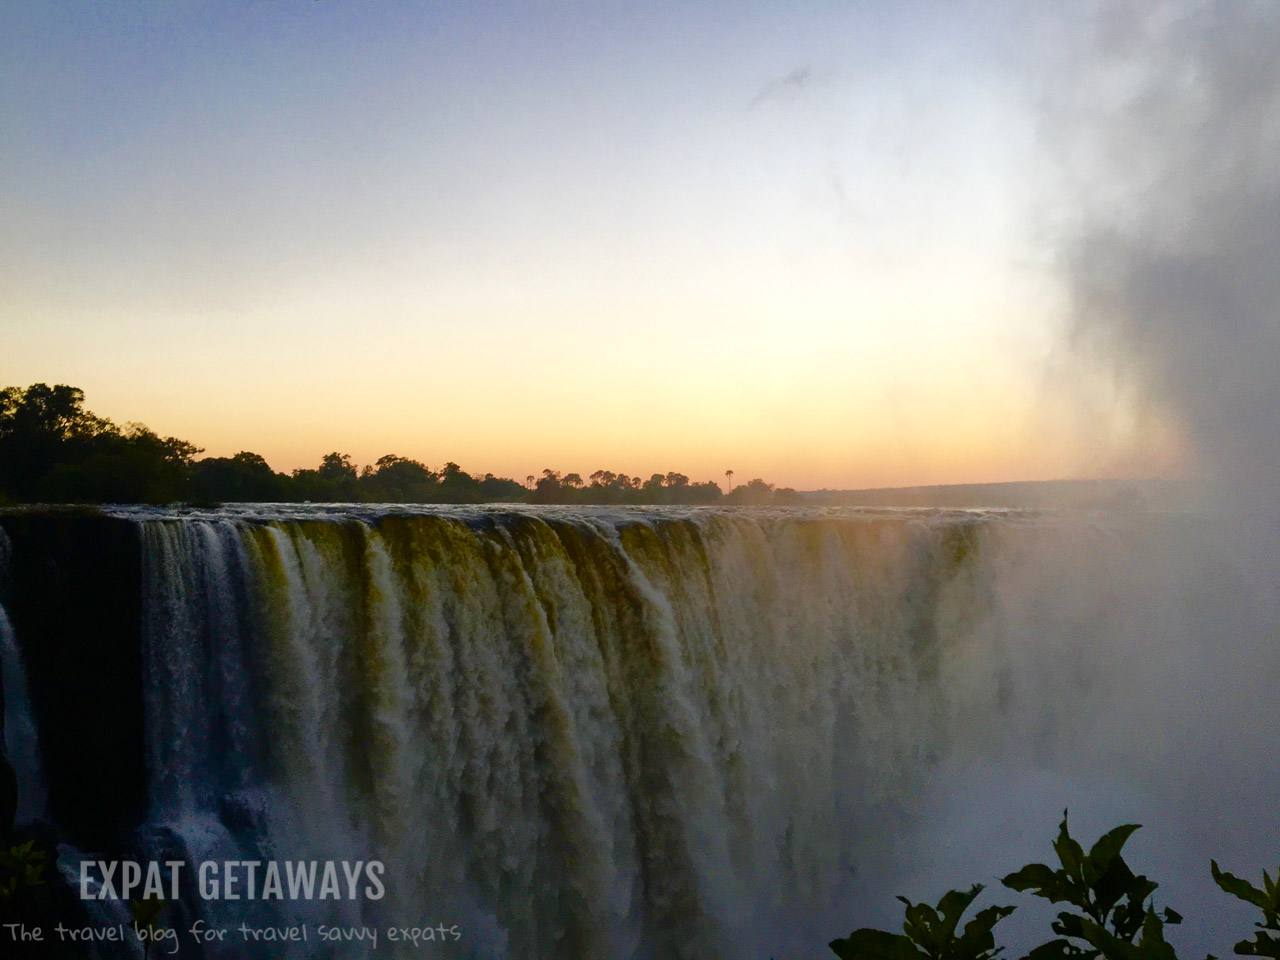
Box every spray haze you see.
[865,6,1280,954]
[1050,0,1280,506]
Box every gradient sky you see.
[0,1,1184,489]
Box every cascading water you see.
[130,507,995,960]
[1,504,1274,959]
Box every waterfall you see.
[5,504,1271,958]
[127,506,1047,959]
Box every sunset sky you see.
[0,1,1186,489]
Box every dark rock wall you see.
[0,511,145,850]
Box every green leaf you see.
[1067,909,1177,960]
[1139,909,1169,946]
[1054,812,1086,881]
[938,886,986,937]
[903,900,945,952]
[1004,863,1085,910]
[130,897,166,928]
[1004,864,1061,894]
[1092,855,1138,920]
[1212,861,1271,912]
[1074,915,1141,960]
[830,929,929,960]
[1109,874,1159,940]
[1022,939,1096,960]
[1084,825,1142,886]
[957,903,1016,955]
[1054,914,1090,940]
[1232,931,1280,958]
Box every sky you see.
[0,1,1199,489]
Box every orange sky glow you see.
[0,2,1190,490]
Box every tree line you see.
[0,383,803,506]
[527,468,801,506]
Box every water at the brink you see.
[11,505,1280,958]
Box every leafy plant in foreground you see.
[829,884,1015,960]
[0,839,47,901]
[130,894,168,960]
[1211,860,1280,957]
[1001,812,1179,960]
[828,813,1203,960]
[826,813,1280,959]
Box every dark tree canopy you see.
[0,383,803,507]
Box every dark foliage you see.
[1211,860,1280,957]
[831,814,1278,960]
[831,884,1014,960]
[0,383,801,506]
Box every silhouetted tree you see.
[0,384,206,503]
[318,452,357,483]
[0,383,793,507]
[532,469,567,504]
[438,461,484,503]
[191,451,287,502]
[362,455,438,501]
[478,473,525,500]
[726,478,775,505]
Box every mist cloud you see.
[1047,1,1280,508]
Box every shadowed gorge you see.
[0,513,146,848]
